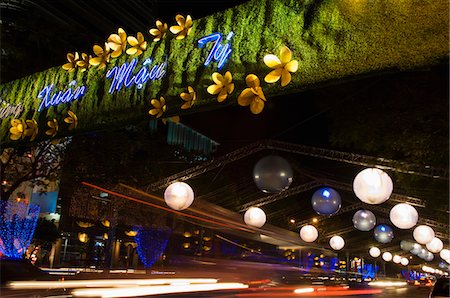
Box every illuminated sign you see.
[38,80,86,112]
[198,32,233,70]
[106,57,167,94]
[0,100,23,119]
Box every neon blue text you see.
[38,81,86,112]
[198,32,233,70]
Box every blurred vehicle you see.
[429,277,449,298]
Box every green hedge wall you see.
[0,0,447,145]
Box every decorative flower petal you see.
[175,14,186,26]
[217,89,228,102]
[212,73,224,86]
[170,26,183,34]
[281,70,292,87]
[151,99,161,108]
[93,45,104,56]
[108,34,122,45]
[250,97,265,114]
[280,46,292,65]
[264,54,282,69]
[126,47,138,55]
[226,83,235,94]
[137,32,144,43]
[207,84,221,95]
[180,92,191,101]
[245,74,260,88]
[127,36,139,47]
[223,71,232,84]
[264,68,283,83]
[285,60,298,72]
[237,89,255,106]
[181,101,192,109]
[89,57,102,66]
[176,31,187,40]
[149,109,160,116]
[150,28,160,35]
[256,86,266,101]
[185,15,193,28]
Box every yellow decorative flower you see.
[149,20,168,42]
[162,116,180,125]
[9,119,25,140]
[264,46,298,87]
[76,221,95,228]
[45,119,58,138]
[24,119,38,141]
[169,14,193,40]
[149,97,166,118]
[76,53,91,71]
[207,71,234,102]
[89,43,111,69]
[62,52,79,71]
[125,230,138,237]
[107,28,127,58]
[64,110,78,130]
[180,86,196,109]
[126,32,147,56]
[102,220,110,227]
[237,74,267,114]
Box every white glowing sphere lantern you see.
[369,247,381,258]
[353,168,393,204]
[426,237,444,253]
[424,252,434,262]
[440,249,450,261]
[389,203,418,229]
[413,225,435,245]
[164,182,194,210]
[329,235,345,250]
[401,257,409,266]
[352,209,377,231]
[382,252,393,262]
[243,207,267,228]
[300,225,318,243]
[393,255,402,264]
[253,155,293,193]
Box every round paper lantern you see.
[352,210,376,231]
[329,235,345,250]
[400,240,414,251]
[401,257,409,266]
[389,203,418,229]
[410,243,422,255]
[424,252,434,262]
[393,255,402,264]
[418,249,428,259]
[413,225,435,245]
[300,225,318,243]
[374,224,394,243]
[440,249,450,261]
[311,188,342,215]
[353,168,393,204]
[426,237,444,253]
[253,155,293,193]
[164,182,194,210]
[369,247,381,258]
[382,252,393,262]
[244,207,266,228]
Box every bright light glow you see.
[312,218,318,223]
[368,281,407,287]
[244,207,266,228]
[439,249,450,260]
[329,235,345,250]
[413,225,435,245]
[300,225,318,243]
[426,237,444,253]
[393,255,402,264]
[389,203,418,229]
[164,182,194,210]
[382,252,393,262]
[400,257,409,266]
[72,282,248,297]
[9,278,219,289]
[369,247,381,258]
[322,190,330,198]
[294,287,315,294]
[353,168,393,204]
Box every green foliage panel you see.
[0,0,447,145]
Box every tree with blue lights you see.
[134,226,171,268]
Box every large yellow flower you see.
[238,74,267,114]
[126,32,147,56]
[180,86,196,109]
[264,46,298,87]
[149,97,167,118]
[89,43,111,69]
[62,52,79,72]
[107,28,127,58]
[170,14,193,40]
[9,119,25,140]
[24,119,39,141]
[207,71,234,102]
[45,119,58,138]
[76,53,91,71]
[149,20,168,42]
[64,110,78,130]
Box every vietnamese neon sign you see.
[198,32,233,70]
[106,57,167,94]
[38,80,86,112]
